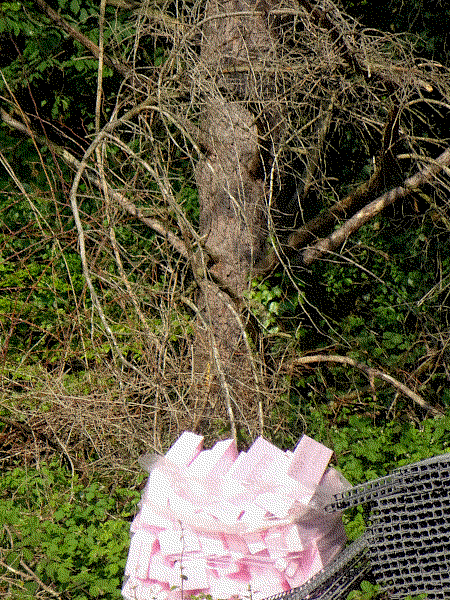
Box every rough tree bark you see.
[192,0,280,430]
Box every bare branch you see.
[69,168,146,376]
[300,91,336,203]
[295,0,364,76]
[288,354,443,416]
[295,0,435,92]
[0,108,190,259]
[302,147,450,265]
[0,558,62,598]
[20,560,62,599]
[287,106,401,253]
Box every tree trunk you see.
[193,0,279,433]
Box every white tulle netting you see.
[122,432,350,600]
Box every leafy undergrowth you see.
[1,408,449,600]
[0,460,144,599]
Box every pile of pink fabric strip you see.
[122,432,351,600]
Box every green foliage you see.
[348,580,426,600]
[246,276,286,333]
[0,191,87,367]
[331,413,450,483]
[0,178,192,370]
[347,580,380,600]
[293,208,450,410]
[277,376,450,485]
[0,0,129,139]
[0,460,144,599]
[178,185,200,226]
[2,415,447,600]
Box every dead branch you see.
[0,559,61,598]
[288,106,401,251]
[295,0,364,76]
[0,108,190,260]
[0,415,56,448]
[300,92,336,203]
[302,146,450,265]
[1,106,252,312]
[3,0,450,450]
[288,354,443,416]
[295,0,434,93]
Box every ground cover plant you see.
[2,411,450,599]
[0,458,143,599]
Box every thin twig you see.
[215,288,266,435]
[0,559,61,598]
[69,161,146,376]
[20,560,62,598]
[0,108,190,260]
[300,91,336,202]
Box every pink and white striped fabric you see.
[122,432,350,600]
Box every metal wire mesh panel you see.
[367,454,450,600]
[263,453,450,600]
[266,534,371,600]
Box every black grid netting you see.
[264,453,450,600]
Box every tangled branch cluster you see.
[2,0,450,468]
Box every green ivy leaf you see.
[70,0,80,14]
